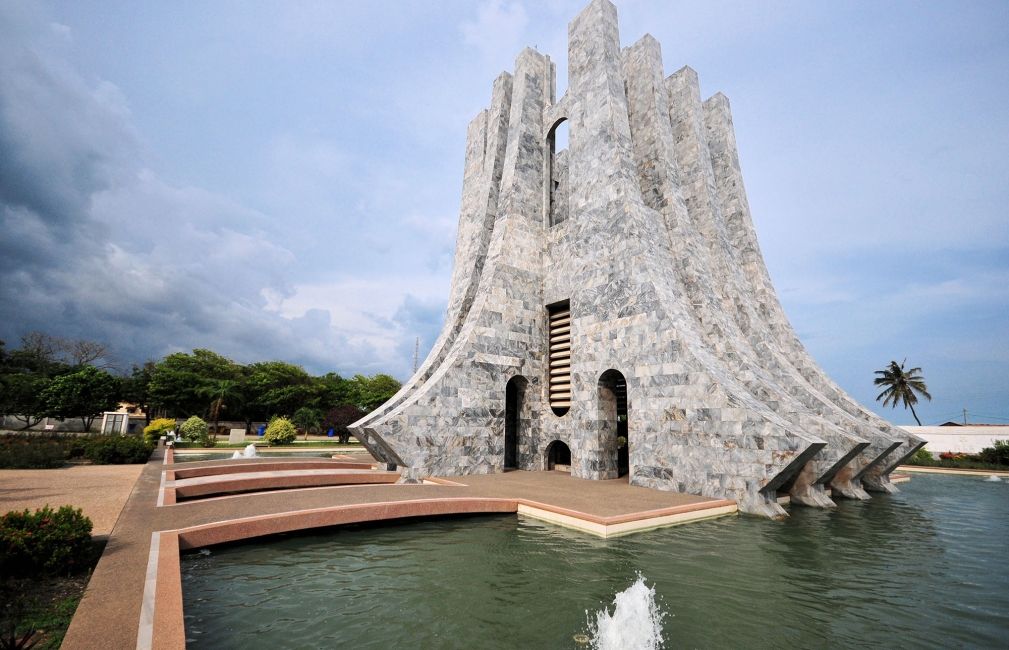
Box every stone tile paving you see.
[0,464,144,536]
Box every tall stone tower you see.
[351,0,923,518]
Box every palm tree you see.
[874,359,932,425]
[292,406,323,441]
[199,378,241,440]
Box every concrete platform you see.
[62,447,736,650]
[897,465,1009,478]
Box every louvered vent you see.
[548,302,571,416]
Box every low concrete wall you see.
[0,415,100,432]
[900,426,1009,454]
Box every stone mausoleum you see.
[351,0,924,517]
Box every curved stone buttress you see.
[700,94,925,494]
[350,0,917,516]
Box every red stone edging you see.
[171,460,374,479]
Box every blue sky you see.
[1,0,1006,425]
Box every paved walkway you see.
[0,464,144,536]
[61,448,732,650]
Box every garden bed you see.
[1,565,96,649]
[1,508,105,649]
[906,441,1008,472]
[0,432,152,469]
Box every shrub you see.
[0,436,67,469]
[978,440,1009,466]
[143,418,177,444]
[66,436,90,459]
[179,416,214,447]
[83,435,153,464]
[322,404,366,444]
[909,447,933,465]
[0,505,93,576]
[263,416,297,445]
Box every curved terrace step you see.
[166,469,400,502]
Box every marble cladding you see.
[350,0,924,518]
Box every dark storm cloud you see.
[0,10,130,278]
[0,6,428,378]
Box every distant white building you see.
[900,424,1009,455]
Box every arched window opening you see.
[598,369,629,477]
[504,375,527,470]
[546,440,572,472]
[545,118,570,226]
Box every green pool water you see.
[181,474,1009,648]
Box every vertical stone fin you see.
[566,0,639,212]
[499,49,551,221]
[663,65,874,503]
[350,72,513,435]
[701,92,924,490]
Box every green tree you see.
[292,406,323,441]
[874,359,932,425]
[41,366,121,431]
[198,378,244,440]
[149,349,241,417]
[311,372,351,412]
[245,361,315,419]
[349,373,401,412]
[0,373,52,429]
[0,336,64,429]
[121,361,157,424]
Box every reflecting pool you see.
[182,474,1008,649]
[174,451,344,462]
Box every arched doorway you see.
[598,370,629,477]
[504,375,527,470]
[545,440,571,472]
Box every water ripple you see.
[183,476,1008,649]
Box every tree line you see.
[0,332,400,436]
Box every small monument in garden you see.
[350,0,923,517]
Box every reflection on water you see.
[182,474,1009,649]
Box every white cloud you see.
[265,274,448,359]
